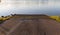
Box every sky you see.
[0,0,60,16]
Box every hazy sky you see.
[0,0,60,16]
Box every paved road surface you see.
[0,15,60,35]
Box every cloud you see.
[0,0,60,16]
